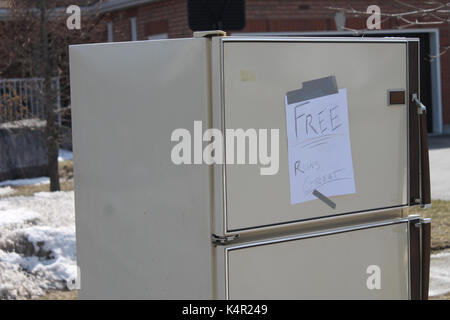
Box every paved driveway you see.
[428,135,450,298]
[429,135,450,200]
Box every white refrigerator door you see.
[215,39,409,233]
[219,221,409,299]
[71,38,214,299]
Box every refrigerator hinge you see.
[193,30,227,38]
[211,234,240,245]
[412,94,427,115]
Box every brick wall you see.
[103,0,449,126]
[106,0,189,40]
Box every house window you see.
[130,17,138,41]
[148,33,168,40]
[107,22,114,42]
[144,20,169,40]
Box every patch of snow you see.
[0,208,39,226]
[58,149,73,162]
[22,226,76,282]
[0,177,49,187]
[0,191,76,299]
[34,192,57,198]
[0,118,45,129]
[0,260,46,299]
[0,187,14,196]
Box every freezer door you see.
[221,221,410,299]
[216,38,410,233]
[70,38,214,299]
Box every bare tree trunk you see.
[40,0,60,191]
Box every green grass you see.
[4,180,74,198]
[0,160,74,199]
[36,290,77,300]
[430,291,450,300]
[410,200,450,252]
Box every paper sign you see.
[285,88,356,205]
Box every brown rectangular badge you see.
[388,89,406,105]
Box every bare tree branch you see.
[327,1,450,56]
[0,0,106,190]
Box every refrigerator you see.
[69,33,431,299]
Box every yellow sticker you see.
[240,70,256,82]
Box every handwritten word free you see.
[294,103,342,138]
